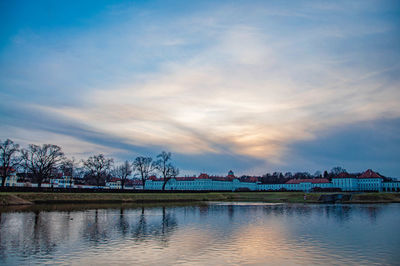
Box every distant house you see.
[331,172,359,191]
[357,169,384,191]
[106,178,122,189]
[0,167,18,187]
[132,179,144,190]
[50,174,74,188]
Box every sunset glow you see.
[1,0,399,175]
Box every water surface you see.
[1,202,399,265]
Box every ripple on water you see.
[1,203,400,265]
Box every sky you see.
[0,0,399,177]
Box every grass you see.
[0,192,330,205]
[1,191,400,206]
[350,192,400,203]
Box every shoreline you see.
[1,192,400,206]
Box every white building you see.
[106,178,122,189]
[50,175,74,188]
[145,172,258,191]
[357,169,384,192]
[3,172,18,187]
[144,169,400,193]
[332,173,359,191]
[0,167,18,187]
[259,178,333,192]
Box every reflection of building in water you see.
[145,169,400,192]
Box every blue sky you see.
[1,0,399,176]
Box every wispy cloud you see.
[0,0,399,174]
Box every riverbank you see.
[1,192,400,206]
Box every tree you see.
[82,154,113,187]
[60,157,78,188]
[284,172,293,179]
[169,166,179,179]
[323,170,329,178]
[330,166,347,176]
[293,172,311,179]
[133,156,154,189]
[154,151,179,190]
[313,171,322,178]
[21,144,64,187]
[112,160,132,189]
[0,139,21,187]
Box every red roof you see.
[108,178,122,182]
[196,173,237,181]
[175,177,197,181]
[358,169,383,179]
[0,167,16,172]
[333,172,351,178]
[132,180,143,185]
[240,176,259,183]
[148,175,161,181]
[198,173,210,179]
[286,178,330,184]
[211,176,235,181]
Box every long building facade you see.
[145,169,400,192]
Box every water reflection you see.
[1,203,399,265]
[132,207,147,240]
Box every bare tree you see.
[82,154,113,187]
[330,166,347,176]
[112,160,132,189]
[313,171,322,178]
[0,139,21,187]
[60,157,78,188]
[154,151,179,190]
[21,144,64,187]
[133,156,154,189]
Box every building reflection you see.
[0,202,389,264]
[132,207,147,240]
[118,208,129,237]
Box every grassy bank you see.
[1,192,310,205]
[350,193,400,203]
[1,192,400,206]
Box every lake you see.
[1,202,399,265]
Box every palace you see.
[145,169,400,192]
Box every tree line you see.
[0,139,179,190]
[2,138,393,190]
[256,166,393,184]
[255,166,348,184]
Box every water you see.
[1,202,399,265]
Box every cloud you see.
[0,0,399,174]
[286,118,400,176]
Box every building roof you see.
[126,179,144,185]
[148,175,161,181]
[333,172,361,179]
[333,172,351,178]
[227,170,235,178]
[108,178,122,182]
[211,176,235,181]
[175,176,197,181]
[198,173,210,179]
[240,176,259,183]
[286,178,330,184]
[0,167,16,173]
[358,169,383,179]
